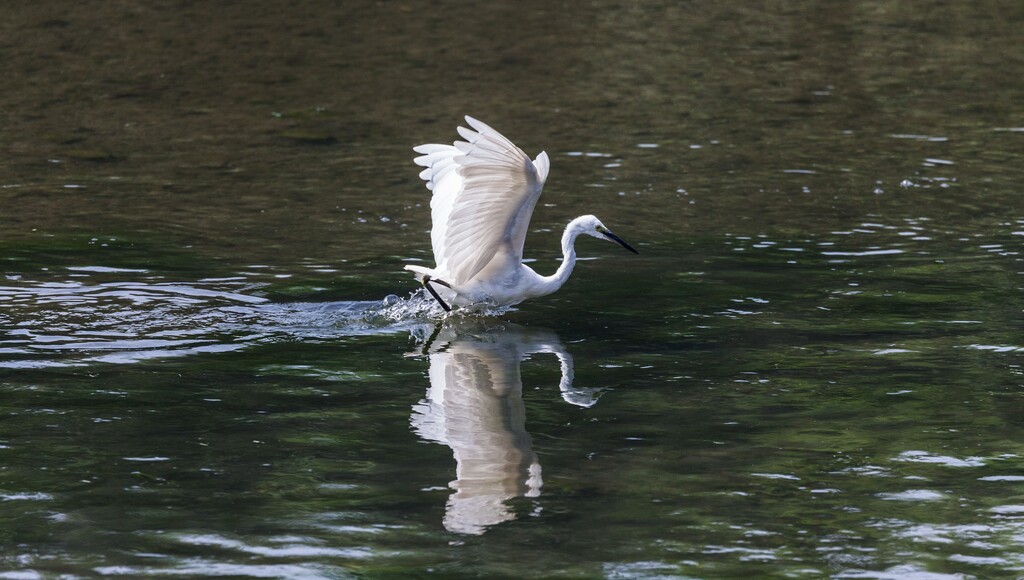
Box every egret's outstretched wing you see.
[413,116,550,286]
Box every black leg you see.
[431,278,452,289]
[423,276,452,312]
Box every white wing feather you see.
[412,116,550,286]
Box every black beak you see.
[602,230,639,254]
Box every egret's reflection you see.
[409,320,600,535]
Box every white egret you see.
[405,116,638,311]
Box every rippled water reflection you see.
[410,322,582,535]
[3,0,1024,577]
[2,211,1022,576]
[0,277,407,368]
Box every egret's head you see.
[578,215,639,254]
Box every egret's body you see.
[405,116,637,311]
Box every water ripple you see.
[893,451,987,468]
[0,278,445,369]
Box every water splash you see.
[373,288,518,322]
[0,279,480,369]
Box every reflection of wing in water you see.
[409,321,599,535]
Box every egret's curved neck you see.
[539,218,585,294]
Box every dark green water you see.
[2,1,1024,577]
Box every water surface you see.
[2,0,1023,577]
